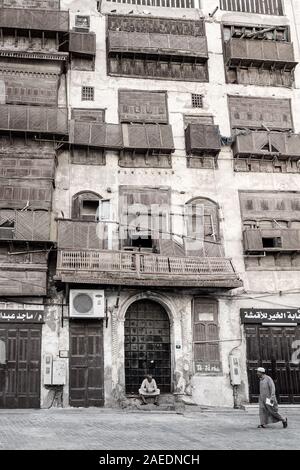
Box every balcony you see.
[69,122,175,153]
[122,124,175,153]
[56,249,241,288]
[0,7,69,33]
[0,210,51,241]
[69,121,123,149]
[233,132,300,160]
[185,124,221,156]
[107,30,208,60]
[0,1,60,8]
[0,105,68,135]
[244,229,300,253]
[224,38,297,70]
[69,32,96,56]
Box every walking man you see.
[139,374,160,406]
[257,367,288,429]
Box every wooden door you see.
[0,324,41,408]
[125,300,171,394]
[69,321,104,407]
[245,325,300,404]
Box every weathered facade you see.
[0,0,300,409]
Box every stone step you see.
[124,394,177,411]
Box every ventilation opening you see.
[131,236,153,249]
[191,94,203,108]
[81,200,99,220]
[261,143,280,153]
[262,237,282,248]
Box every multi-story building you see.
[0,0,299,409]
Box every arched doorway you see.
[124,300,171,394]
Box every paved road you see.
[0,407,299,450]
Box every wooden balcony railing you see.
[56,249,241,288]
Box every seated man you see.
[139,374,160,406]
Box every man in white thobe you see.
[257,367,287,429]
[139,374,160,406]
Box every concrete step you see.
[124,394,177,411]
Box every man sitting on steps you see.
[139,374,160,406]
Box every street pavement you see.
[0,407,299,450]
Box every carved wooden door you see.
[69,321,104,407]
[125,300,171,394]
[245,325,300,404]
[0,324,41,408]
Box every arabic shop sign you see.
[240,308,300,324]
[0,310,44,323]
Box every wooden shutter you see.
[243,229,263,251]
[193,298,221,373]
[69,32,96,56]
[280,230,300,250]
[57,220,103,250]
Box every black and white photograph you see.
[0,0,299,459]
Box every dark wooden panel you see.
[0,324,41,408]
[233,132,300,160]
[71,108,105,123]
[69,121,122,149]
[57,220,104,250]
[0,268,47,296]
[108,15,205,36]
[185,124,221,155]
[0,155,55,179]
[3,77,59,107]
[245,325,300,404]
[0,8,69,32]
[122,124,174,152]
[0,0,60,8]
[118,152,171,169]
[0,179,53,210]
[0,210,51,241]
[119,90,168,124]
[0,105,68,135]
[69,322,104,407]
[193,298,221,373]
[69,32,96,56]
[108,31,208,59]
[71,147,105,166]
[239,191,300,221]
[225,38,296,70]
[228,96,293,131]
[108,56,208,82]
[125,299,171,394]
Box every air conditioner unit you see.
[69,289,105,319]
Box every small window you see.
[261,200,270,210]
[262,237,282,248]
[81,200,99,220]
[72,191,101,220]
[191,94,203,109]
[81,86,94,101]
[75,15,90,31]
[291,199,300,211]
